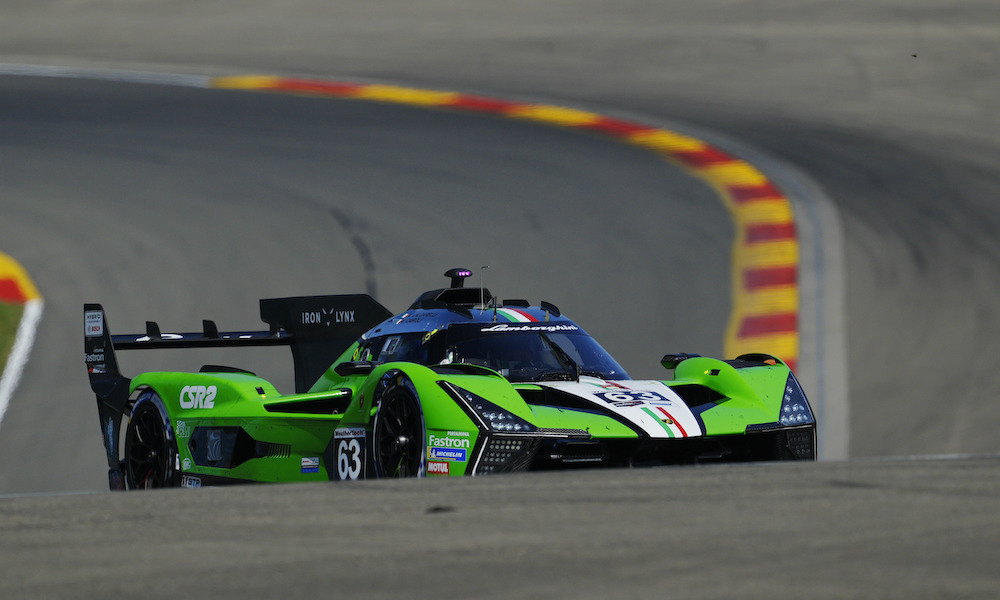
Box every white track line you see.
[0,299,44,431]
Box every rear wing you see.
[84,294,392,490]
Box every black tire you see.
[373,374,425,478]
[124,391,180,489]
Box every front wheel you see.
[124,391,180,489]
[373,374,425,478]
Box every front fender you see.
[672,357,790,435]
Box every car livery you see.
[84,268,816,490]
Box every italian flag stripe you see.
[641,407,676,438]
[656,406,688,437]
[495,308,537,322]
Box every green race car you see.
[84,268,816,490]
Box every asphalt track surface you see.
[3,458,999,599]
[2,1,1000,597]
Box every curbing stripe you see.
[205,75,803,371]
[0,253,41,302]
[0,252,43,432]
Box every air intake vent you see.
[670,384,724,408]
[257,441,292,459]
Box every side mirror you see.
[660,353,701,370]
[334,361,376,376]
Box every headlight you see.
[779,373,815,426]
[438,382,537,433]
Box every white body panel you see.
[542,376,702,439]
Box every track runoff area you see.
[0,65,802,449]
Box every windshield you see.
[362,322,629,382]
[448,324,628,381]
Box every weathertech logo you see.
[427,461,449,475]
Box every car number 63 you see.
[337,438,363,480]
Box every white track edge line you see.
[0,299,44,432]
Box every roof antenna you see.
[481,265,497,321]
[480,265,489,309]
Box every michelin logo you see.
[430,447,467,462]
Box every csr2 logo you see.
[180,385,217,409]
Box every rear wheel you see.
[124,392,180,489]
[373,375,425,477]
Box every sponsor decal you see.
[301,456,320,474]
[334,427,366,439]
[480,323,578,333]
[446,430,470,437]
[181,475,202,488]
[428,433,471,449]
[594,390,670,407]
[175,420,190,439]
[134,333,182,342]
[180,385,217,409]
[84,352,105,363]
[427,461,450,475]
[182,457,193,471]
[84,311,104,337]
[302,308,356,325]
[430,447,467,462]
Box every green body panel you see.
[669,358,788,435]
[130,371,348,482]
[527,404,637,437]
[307,341,363,393]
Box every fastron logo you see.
[85,353,105,363]
[180,385,217,409]
[428,434,471,449]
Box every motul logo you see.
[427,461,449,475]
[180,385,217,409]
